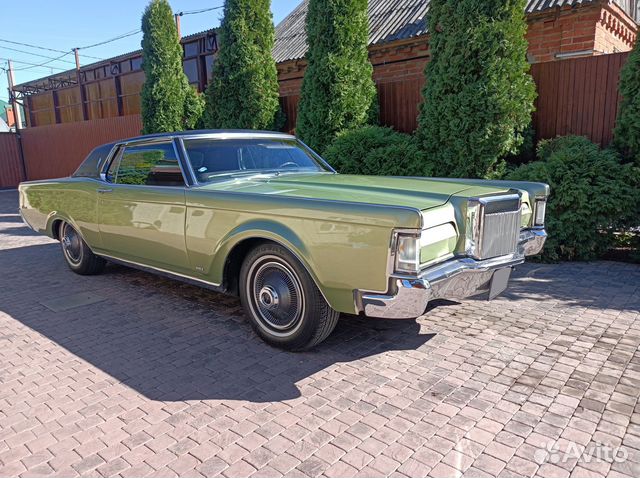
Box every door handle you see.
[97,188,113,194]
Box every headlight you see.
[465,201,481,257]
[394,224,457,274]
[534,198,547,226]
[395,233,420,273]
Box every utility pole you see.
[6,60,23,130]
[73,48,81,70]
[175,13,182,39]
[73,48,88,121]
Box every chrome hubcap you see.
[248,256,304,334]
[62,225,82,265]
[259,285,280,310]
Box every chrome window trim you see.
[101,145,124,183]
[99,138,189,188]
[179,136,336,185]
[178,132,296,141]
[296,138,337,173]
[177,137,199,186]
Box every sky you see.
[0,0,299,103]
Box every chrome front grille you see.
[466,194,522,260]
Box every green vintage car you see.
[19,130,548,350]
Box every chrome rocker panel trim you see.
[357,228,547,319]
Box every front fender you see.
[209,219,317,285]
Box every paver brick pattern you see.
[0,189,639,478]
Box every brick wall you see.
[277,2,637,133]
[595,2,638,54]
[526,2,637,63]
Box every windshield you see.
[182,138,332,183]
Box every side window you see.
[105,147,121,183]
[114,143,184,187]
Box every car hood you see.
[195,173,513,211]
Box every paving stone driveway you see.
[1,189,639,478]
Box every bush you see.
[323,126,431,177]
[507,136,639,262]
[416,0,536,178]
[203,0,281,130]
[613,37,640,165]
[296,0,378,154]
[183,84,205,131]
[505,124,537,167]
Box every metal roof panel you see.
[273,0,637,63]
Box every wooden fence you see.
[0,133,25,189]
[280,52,629,143]
[530,52,629,145]
[20,115,142,181]
[0,52,631,187]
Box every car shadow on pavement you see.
[505,261,640,312]
[0,243,435,403]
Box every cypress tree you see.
[614,39,640,165]
[203,0,281,130]
[416,0,537,178]
[141,0,203,134]
[296,0,378,154]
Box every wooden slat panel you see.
[532,51,629,146]
[120,71,145,116]
[21,115,143,181]
[29,92,56,127]
[591,55,608,145]
[0,133,25,188]
[606,52,626,145]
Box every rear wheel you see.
[59,222,106,275]
[239,243,339,351]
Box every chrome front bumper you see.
[357,228,546,319]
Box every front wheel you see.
[239,243,339,351]
[59,222,106,275]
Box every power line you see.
[0,45,76,65]
[12,52,73,71]
[0,56,69,71]
[0,38,103,61]
[178,5,224,15]
[77,29,141,50]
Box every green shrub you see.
[505,124,537,167]
[296,0,378,154]
[203,0,281,130]
[508,136,639,262]
[613,37,640,165]
[323,126,431,177]
[416,0,536,178]
[183,83,205,131]
[141,0,202,134]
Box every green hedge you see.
[416,0,536,178]
[296,0,378,154]
[613,34,640,166]
[202,0,281,130]
[323,126,431,177]
[140,0,202,134]
[508,136,639,262]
